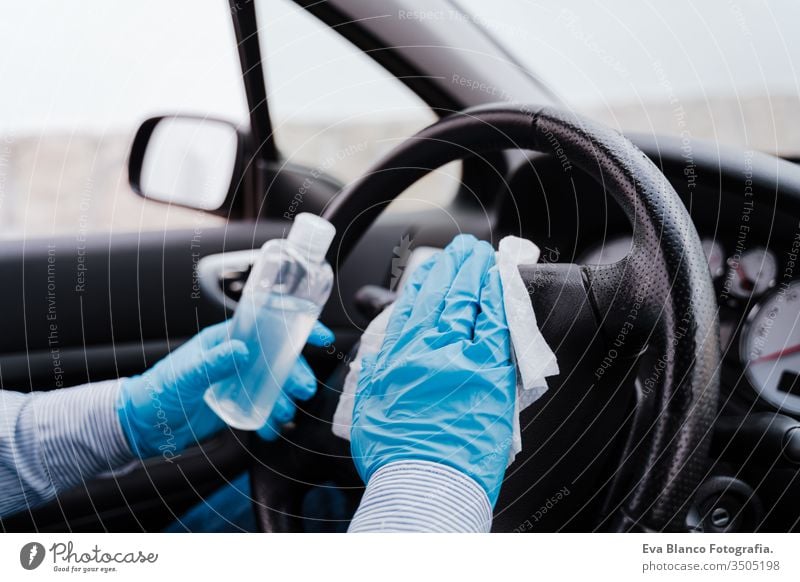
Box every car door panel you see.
[0,222,290,390]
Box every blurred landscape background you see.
[1,0,798,238]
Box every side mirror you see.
[128,115,243,212]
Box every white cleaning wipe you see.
[332,236,560,465]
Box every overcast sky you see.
[0,0,798,134]
[460,0,800,107]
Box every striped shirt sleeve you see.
[348,460,493,533]
[0,380,134,518]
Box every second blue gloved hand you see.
[117,320,333,459]
[351,234,517,506]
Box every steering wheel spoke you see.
[520,262,605,363]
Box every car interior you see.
[1,0,799,533]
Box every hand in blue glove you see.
[117,320,333,459]
[351,234,516,506]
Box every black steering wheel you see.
[249,105,720,532]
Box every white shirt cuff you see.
[32,379,134,495]
[348,460,493,533]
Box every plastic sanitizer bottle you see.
[204,213,336,430]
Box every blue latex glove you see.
[117,320,333,459]
[351,234,517,506]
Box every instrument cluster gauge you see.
[726,246,778,299]
[701,238,725,279]
[740,280,800,415]
[578,235,632,265]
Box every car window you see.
[457,0,800,158]
[0,1,247,239]
[256,0,460,210]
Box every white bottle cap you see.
[286,213,336,262]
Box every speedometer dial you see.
[740,280,800,415]
[727,246,778,299]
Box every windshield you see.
[456,0,800,157]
